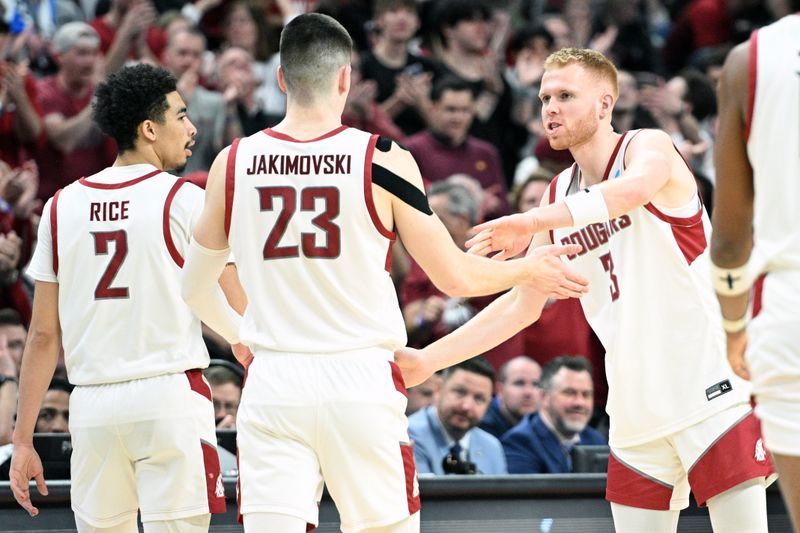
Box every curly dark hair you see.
[92,64,177,153]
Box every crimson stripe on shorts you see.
[389,361,407,397]
[400,443,421,515]
[163,179,189,267]
[606,452,673,511]
[185,368,212,401]
[50,189,62,275]
[687,412,774,506]
[225,138,241,239]
[200,440,226,514]
[752,273,766,318]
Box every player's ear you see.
[276,65,287,94]
[599,93,614,120]
[140,119,157,143]
[338,64,350,96]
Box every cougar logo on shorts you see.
[412,472,419,498]
[754,439,767,463]
[215,474,225,498]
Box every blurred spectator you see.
[432,0,522,185]
[405,76,510,217]
[399,179,524,365]
[480,356,541,439]
[35,21,115,202]
[406,371,441,416]
[0,308,26,375]
[89,0,162,73]
[203,360,242,429]
[591,0,660,73]
[0,0,84,40]
[216,46,276,135]
[360,0,434,135]
[342,51,404,140]
[0,332,19,445]
[610,69,658,134]
[0,22,43,168]
[510,170,550,214]
[220,1,284,117]
[513,137,574,186]
[408,357,507,475]
[502,356,605,473]
[35,379,72,433]
[162,27,241,174]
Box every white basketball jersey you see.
[27,164,209,385]
[550,131,749,447]
[227,127,406,353]
[746,15,800,276]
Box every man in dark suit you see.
[502,356,605,473]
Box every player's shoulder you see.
[625,128,674,154]
[371,137,422,185]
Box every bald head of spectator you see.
[497,356,542,426]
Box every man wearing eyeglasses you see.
[407,356,507,475]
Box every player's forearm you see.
[44,107,95,153]
[12,333,60,445]
[12,95,42,144]
[422,288,545,372]
[440,253,539,297]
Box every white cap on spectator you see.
[52,22,100,54]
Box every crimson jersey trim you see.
[78,169,161,189]
[225,138,241,239]
[163,179,189,268]
[263,125,348,143]
[601,132,628,181]
[50,189,62,276]
[744,30,758,142]
[363,134,396,272]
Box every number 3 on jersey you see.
[258,186,340,259]
[92,230,129,300]
[599,252,620,301]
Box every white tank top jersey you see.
[550,131,750,448]
[746,15,800,277]
[226,126,406,354]
[26,164,209,386]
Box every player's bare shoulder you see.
[371,138,425,193]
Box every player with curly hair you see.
[10,63,245,533]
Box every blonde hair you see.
[544,48,619,98]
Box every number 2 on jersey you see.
[599,252,620,301]
[92,230,129,299]
[259,186,340,259]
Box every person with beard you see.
[480,356,542,439]
[398,48,775,533]
[501,356,603,473]
[407,356,506,475]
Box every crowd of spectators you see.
[0,0,794,478]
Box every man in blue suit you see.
[502,356,606,473]
[408,357,507,475]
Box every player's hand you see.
[232,343,253,369]
[525,244,588,299]
[10,443,48,517]
[725,329,750,381]
[466,213,538,260]
[394,347,434,388]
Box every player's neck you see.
[571,128,621,186]
[113,149,161,169]
[277,103,345,140]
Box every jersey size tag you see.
[705,379,733,401]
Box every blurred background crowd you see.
[0,0,794,478]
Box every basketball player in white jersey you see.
[711,1,800,528]
[398,48,776,533]
[9,64,245,532]
[181,13,588,533]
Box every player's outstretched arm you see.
[395,232,553,387]
[709,42,754,381]
[467,130,677,258]
[373,142,587,298]
[181,146,247,360]
[11,281,61,516]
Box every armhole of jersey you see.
[743,30,758,143]
[50,189,62,276]
[163,179,189,268]
[224,138,241,239]
[363,133,396,240]
[547,172,560,245]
